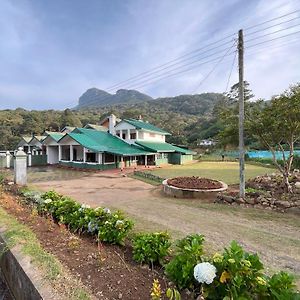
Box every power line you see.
[104,9,300,92]
[106,18,300,93]
[106,35,233,90]
[246,22,300,43]
[105,34,235,91]
[244,8,300,31]
[246,29,300,48]
[193,42,237,94]
[124,42,236,90]
[224,50,238,93]
[245,15,300,37]
[130,51,236,91]
[106,39,235,92]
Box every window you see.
[104,153,115,163]
[157,153,162,159]
[116,131,120,137]
[122,133,126,139]
[130,132,137,139]
[86,153,97,163]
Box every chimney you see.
[109,114,116,135]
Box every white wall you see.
[47,146,59,164]
[73,145,83,161]
[115,121,166,143]
[141,131,165,142]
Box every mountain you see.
[77,88,153,108]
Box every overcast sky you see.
[0,0,299,110]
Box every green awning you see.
[135,141,195,154]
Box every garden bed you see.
[0,189,167,300]
[167,177,223,190]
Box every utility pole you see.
[238,29,245,198]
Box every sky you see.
[0,0,299,110]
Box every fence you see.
[133,170,165,183]
[0,153,47,169]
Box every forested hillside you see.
[0,93,225,150]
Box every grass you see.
[145,161,275,184]
[0,206,91,300]
[129,174,162,186]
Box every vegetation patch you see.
[0,207,91,300]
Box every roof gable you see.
[83,124,108,131]
[122,119,170,135]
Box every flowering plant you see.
[165,234,205,290]
[132,232,171,266]
[200,241,299,299]
[194,262,216,285]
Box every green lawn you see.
[146,161,275,184]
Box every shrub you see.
[132,232,171,266]
[98,211,134,245]
[24,189,134,245]
[293,155,300,169]
[199,241,299,299]
[165,234,205,290]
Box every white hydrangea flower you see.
[44,198,52,204]
[194,262,217,284]
[103,207,111,214]
[115,220,124,226]
[81,204,90,209]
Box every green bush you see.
[98,211,134,245]
[293,155,300,169]
[165,234,205,290]
[0,173,4,184]
[199,241,299,299]
[24,189,134,245]
[132,232,171,266]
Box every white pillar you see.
[27,151,32,167]
[6,151,11,169]
[14,147,27,186]
[127,129,130,140]
[46,146,49,164]
[120,156,124,169]
[58,145,62,161]
[70,145,73,161]
[83,147,86,163]
[145,155,147,167]
[98,153,102,164]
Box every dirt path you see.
[33,173,300,277]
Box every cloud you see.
[0,0,299,109]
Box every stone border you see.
[0,231,58,300]
[162,179,228,199]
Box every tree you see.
[247,83,300,193]
[60,109,82,128]
[217,81,254,148]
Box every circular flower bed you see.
[163,176,228,199]
[167,176,223,190]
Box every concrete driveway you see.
[33,171,300,279]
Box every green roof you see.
[61,128,153,156]
[135,141,195,154]
[47,132,65,142]
[84,124,107,131]
[123,119,170,135]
